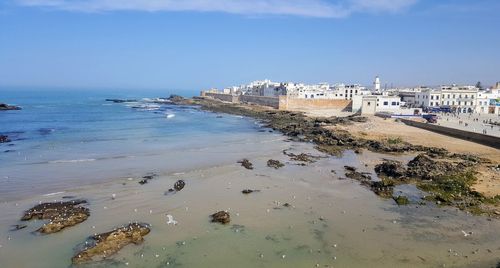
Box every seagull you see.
[166,214,178,225]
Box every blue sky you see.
[0,0,499,91]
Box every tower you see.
[374,76,381,92]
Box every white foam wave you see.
[166,114,175,118]
[49,159,96,164]
[42,191,65,197]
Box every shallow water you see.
[1,91,499,268]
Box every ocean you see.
[0,89,281,201]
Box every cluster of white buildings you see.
[205,78,500,115]
[402,84,500,114]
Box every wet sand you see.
[1,139,499,268]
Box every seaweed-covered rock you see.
[370,179,395,198]
[72,223,151,264]
[210,211,230,224]
[283,151,318,163]
[375,160,407,179]
[344,166,371,182]
[407,154,456,180]
[393,195,410,206]
[0,135,11,143]
[21,199,89,234]
[267,159,284,169]
[237,159,253,170]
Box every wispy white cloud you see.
[15,0,419,18]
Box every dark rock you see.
[210,211,230,224]
[344,166,371,181]
[168,95,185,101]
[105,99,137,103]
[283,203,291,207]
[0,135,11,143]
[138,174,156,185]
[267,159,284,169]
[0,103,21,110]
[344,166,357,172]
[10,224,27,231]
[242,189,260,194]
[72,223,151,264]
[237,159,254,170]
[174,180,185,191]
[375,160,407,179]
[21,199,89,234]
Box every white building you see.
[415,89,441,107]
[374,76,381,92]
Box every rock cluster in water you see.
[72,223,151,264]
[21,199,90,234]
[0,135,10,143]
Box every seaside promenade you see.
[436,113,500,138]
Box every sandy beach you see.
[327,116,500,197]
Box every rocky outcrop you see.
[72,223,151,264]
[0,135,10,143]
[374,160,407,179]
[267,159,284,169]
[21,199,90,234]
[0,103,21,111]
[237,159,253,170]
[406,153,461,180]
[210,211,230,224]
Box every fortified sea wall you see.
[201,92,352,111]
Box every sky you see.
[0,0,499,91]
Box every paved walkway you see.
[435,113,500,138]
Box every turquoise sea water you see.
[0,89,274,201]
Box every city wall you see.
[401,119,500,149]
[201,91,352,112]
[240,95,279,109]
[203,92,239,103]
[279,96,352,111]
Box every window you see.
[471,95,474,99]
[447,101,450,105]
[458,101,461,105]
[391,102,397,106]
[436,96,439,100]
[447,94,450,98]
[431,96,434,100]
[367,102,371,106]
[383,101,388,106]
[430,102,433,106]
[453,94,455,98]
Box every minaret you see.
[374,76,381,92]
